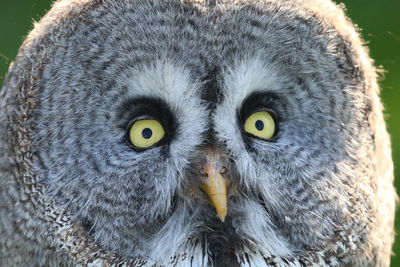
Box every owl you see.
[0,0,396,266]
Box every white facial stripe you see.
[221,56,281,109]
[121,60,198,106]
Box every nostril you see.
[200,167,207,175]
[220,166,227,174]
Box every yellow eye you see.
[243,111,276,140]
[129,119,165,149]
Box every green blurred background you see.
[0,0,398,265]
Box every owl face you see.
[32,0,369,264]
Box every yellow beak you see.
[200,160,229,222]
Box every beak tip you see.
[218,213,227,222]
[216,206,227,222]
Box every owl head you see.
[0,0,395,266]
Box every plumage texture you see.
[0,0,395,266]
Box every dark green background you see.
[0,0,399,265]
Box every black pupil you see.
[255,120,264,131]
[142,128,153,139]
